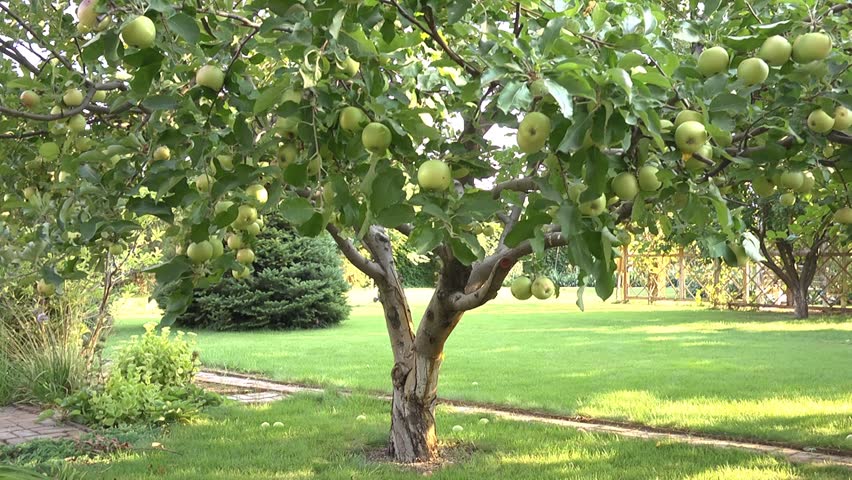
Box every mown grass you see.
[77,393,851,480]
[110,291,852,450]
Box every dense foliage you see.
[1,0,851,461]
[57,323,218,427]
[160,214,350,330]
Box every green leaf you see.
[456,191,501,220]
[607,68,633,101]
[504,219,537,248]
[709,93,747,114]
[450,237,477,265]
[253,85,285,114]
[376,204,415,227]
[342,28,379,57]
[167,13,200,44]
[143,256,191,285]
[543,80,573,119]
[127,197,174,223]
[142,94,179,110]
[497,81,533,114]
[329,9,346,39]
[409,224,442,254]
[281,198,316,225]
[448,0,472,24]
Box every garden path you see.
[197,370,852,470]
[0,406,86,446]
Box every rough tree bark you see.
[754,212,831,320]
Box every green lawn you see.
[111,290,852,450]
[77,393,851,480]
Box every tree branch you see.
[0,3,73,70]
[326,224,384,280]
[491,177,537,198]
[0,130,49,139]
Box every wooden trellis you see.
[616,243,851,313]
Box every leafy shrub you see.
[0,432,138,479]
[160,215,350,330]
[59,324,218,427]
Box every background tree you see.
[1,0,851,463]
[157,213,350,330]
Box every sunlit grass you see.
[110,290,852,449]
[76,394,851,480]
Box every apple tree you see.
[1,0,851,462]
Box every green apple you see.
[361,122,392,154]
[578,193,607,216]
[67,114,86,133]
[833,206,852,225]
[278,144,298,165]
[674,121,708,155]
[697,46,729,76]
[196,65,225,90]
[758,35,792,66]
[109,243,125,255]
[531,276,555,300]
[737,58,769,86]
[236,248,255,264]
[638,165,662,192]
[340,57,360,77]
[39,142,60,160]
[779,171,804,190]
[795,171,815,193]
[93,90,107,102]
[153,146,170,161]
[245,222,262,236]
[674,110,702,128]
[77,0,99,28]
[195,174,213,192]
[23,187,38,200]
[307,154,322,176]
[482,224,495,236]
[232,266,251,279]
[792,32,832,63]
[510,276,533,300]
[187,241,214,264]
[833,106,851,131]
[779,192,796,207]
[36,279,56,297]
[63,88,84,107]
[20,90,40,108]
[517,112,551,154]
[339,106,367,132]
[530,79,547,97]
[660,119,674,134]
[217,154,235,171]
[235,204,258,228]
[227,233,243,250]
[246,184,268,206]
[417,160,452,190]
[121,15,156,48]
[752,177,775,197]
[807,109,834,133]
[611,172,639,200]
[210,237,224,258]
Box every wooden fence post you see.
[678,246,686,301]
[622,244,629,302]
